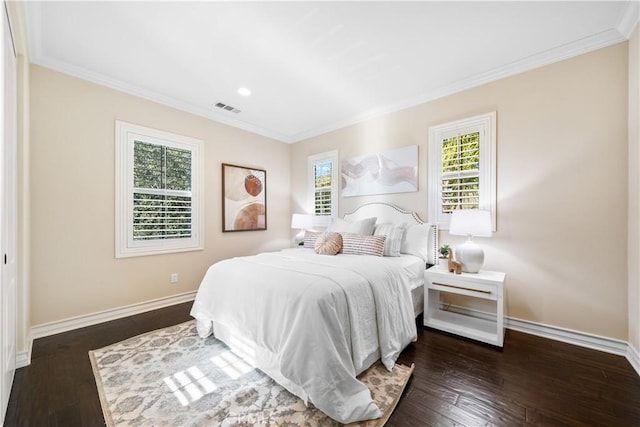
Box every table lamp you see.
[291,213,313,245]
[449,209,492,273]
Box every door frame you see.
[1,2,18,423]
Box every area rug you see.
[89,320,413,426]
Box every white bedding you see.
[190,248,418,423]
[384,253,425,291]
[384,254,426,317]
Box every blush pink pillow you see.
[314,232,343,255]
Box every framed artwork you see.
[341,145,418,197]
[222,163,267,232]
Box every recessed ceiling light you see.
[237,87,251,96]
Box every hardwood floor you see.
[5,302,640,426]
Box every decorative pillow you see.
[341,233,386,257]
[314,232,343,255]
[303,231,321,249]
[327,217,377,236]
[373,222,407,257]
[400,223,432,261]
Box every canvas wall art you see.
[341,145,418,197]
[222,163,267,232]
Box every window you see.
[116,121,203,258]
[308,150,338,228]
[428,112,496,230]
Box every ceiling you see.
[25,1,639,143]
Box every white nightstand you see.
[424,266,506,347]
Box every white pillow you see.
[327,217,377,235]
[373,222,407,257]
[400,223,431,261]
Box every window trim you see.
[428,112,496,231]
[307,150,339,228]
[115,121,204,258]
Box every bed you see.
[190,203,437,423]
[341,203,437,319]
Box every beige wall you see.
[29,66,290,326]
[629,24,640,353]
[292,43,630,340]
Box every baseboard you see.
[627,344,640,376]
[444,304,629,356]
[18,295,639,377]
[15,340,32,369]
[21,291,197,366]
[506,315,628,356]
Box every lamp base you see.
[292,230,305,247]
[454,240,484,273]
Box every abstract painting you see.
[341,145,418,197]
[222,163,267,231]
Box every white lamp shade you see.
[449,209,492,237]
[291,213,313,229]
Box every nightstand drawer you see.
[429,280,498,300]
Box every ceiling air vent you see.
[214,102,241,114]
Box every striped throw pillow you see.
[341,234,386,257]
[303,231,321,249]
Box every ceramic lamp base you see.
[454,240,484,273]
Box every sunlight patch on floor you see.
[228,334,258,366]
[211,350,253,380]
[163,365,217,407]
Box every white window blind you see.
[441,131,480,213]
[133,142,192,241]
[429,112,496,230]
[313,160,333,216]
[308,151,338,228]
[116,121,204,258]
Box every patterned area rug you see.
[89,320,413,426]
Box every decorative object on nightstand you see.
[449,209,492,273]
[447,247,462,274]
[291,213,313,246]
[438,244,450,269]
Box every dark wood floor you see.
[5,302,640,426]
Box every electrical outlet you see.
[171,273,178,284]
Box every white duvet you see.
[190,248,417,423]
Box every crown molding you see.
[24,2,293,142]
[291,27,628,143]
[5,0,30,57]
[617,0,640,38]
[25,0,634,145]
[34,55,293,143]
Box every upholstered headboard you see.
[343,202,438,265]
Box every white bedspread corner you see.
[190,250,417,423]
